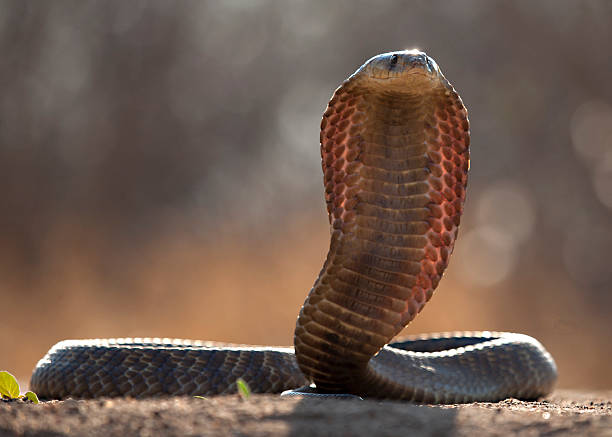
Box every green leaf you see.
[193,395,207,400]
[0,371,21,399]
[236,378,251,400]
[24,391,39,404]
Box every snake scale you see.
[31,50,557,403]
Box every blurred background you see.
[1,0,611,390]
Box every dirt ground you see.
[0,390,610,437]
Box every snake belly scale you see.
[30,50,557,403]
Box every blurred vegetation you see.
[0,1,611,390]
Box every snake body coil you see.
[31,51,557,402]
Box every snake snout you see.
[356,50,441,89]
[390,50,435,71]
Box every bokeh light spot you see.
[455,225,517,287]
[476,180,536,245]
[570,100,612,165]
[455,180,535,288]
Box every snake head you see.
[351,49,442,91]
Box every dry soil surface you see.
[0,390,610,436]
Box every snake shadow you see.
[278,397,459,436]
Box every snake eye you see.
[390,54,398,65]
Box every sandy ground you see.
[0,390,610,437]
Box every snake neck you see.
[294,74,470,393]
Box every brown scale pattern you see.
[417,88,470,312]
[294,57,471,393]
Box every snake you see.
[30,50,557,403]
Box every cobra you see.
[31,50,557,403]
